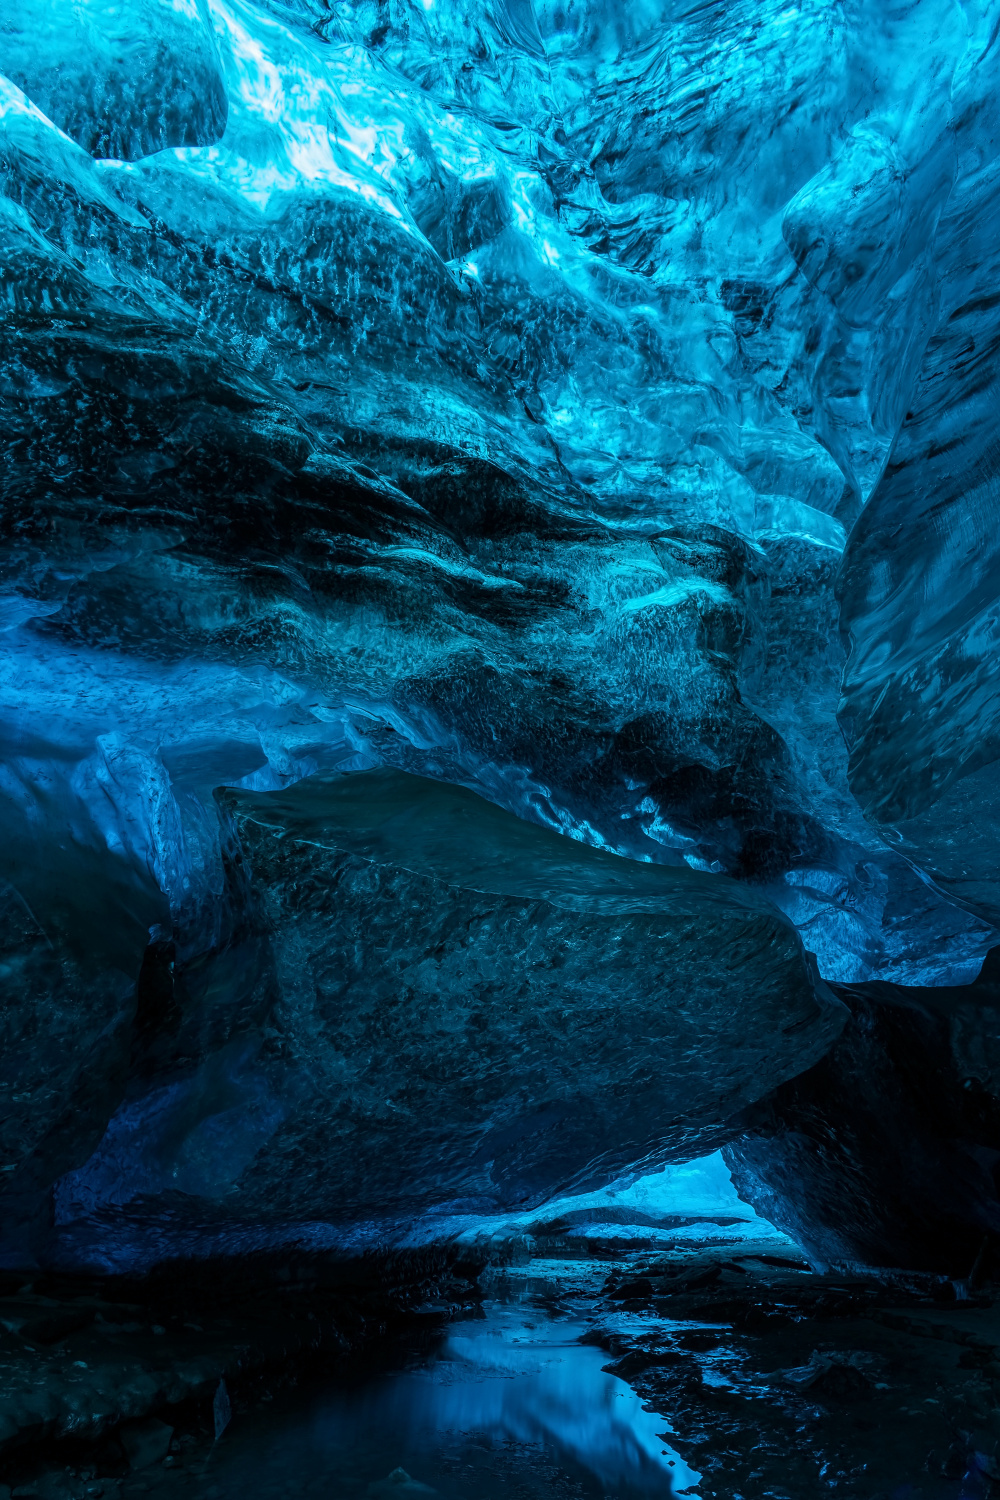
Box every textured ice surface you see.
[725,952,1000,1272]
[39,771,839,1264]
[3,0,998,991]
[0,1,228,159]
[4,0,1000,1266]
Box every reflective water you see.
[190,1275,700,1499]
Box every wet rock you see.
[112,1420,172,1473]
[606,1278,655,1302]
[775,1350,874,1398]
[601,1349,665,1378]
[674,1330,724,1353]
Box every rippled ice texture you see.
[6,0,1000,998]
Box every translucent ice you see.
[3,0,1000,1267]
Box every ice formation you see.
[3,0,1000,1270]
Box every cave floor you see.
[2,1235,999,1500]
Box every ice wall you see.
[4,0,1000,1267]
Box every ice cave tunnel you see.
[4,1,1000,1496]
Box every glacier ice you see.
[42,770,838,1259]
[724,952,1000,1273]
[0,0,228,160]
[3,0,1000,1269]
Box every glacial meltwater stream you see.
[174,1267,700,1500]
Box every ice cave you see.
[3,0,1000,1495]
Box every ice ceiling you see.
[4,0,1000,1270]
